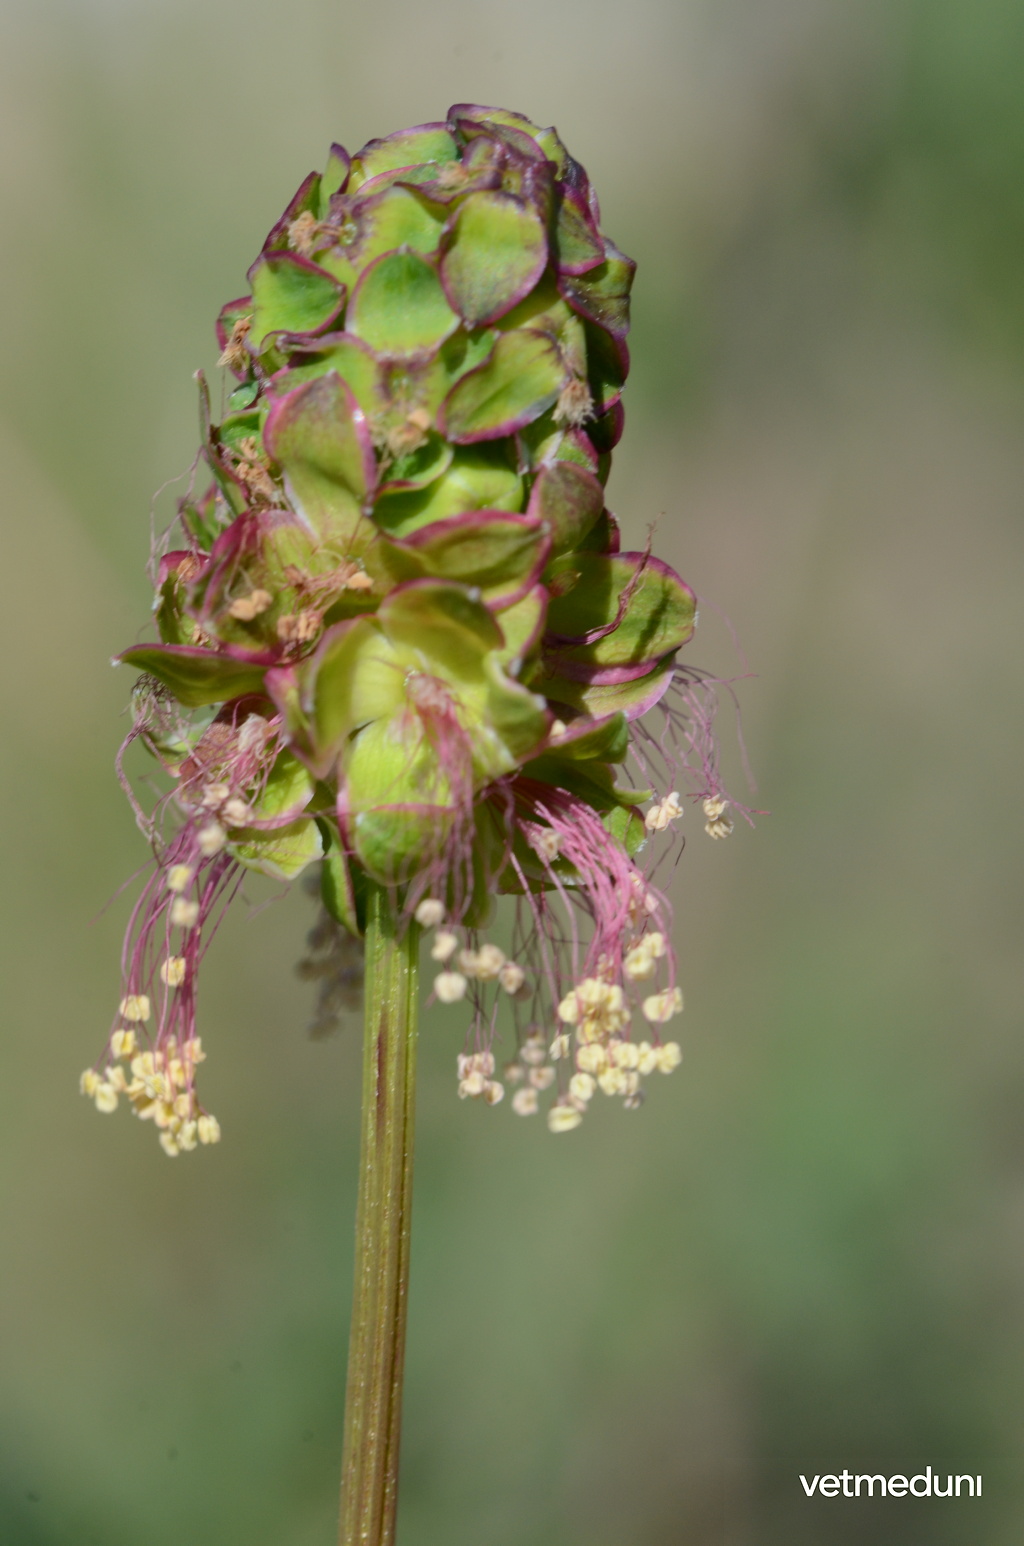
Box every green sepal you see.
[527,460,604,557]
[154,565,193,646]
[439,190,548,327]
[584,322,627,415]
[215,407,265,455]
[317,185,446,290]
[250,747,317,822]
[319,143,351,213]
[372,444,523,537]
[349,125,459,187]
[602,803,648,859]
[228,815,323,881]
[368,512,547,608]
[228,381,260,411]
[247,252,346,355]
[263,372,376,550]
[543,551,696,670]
[494,585,547,671]
[549,712,629,763]
[179,485,228,552]
[196,371,248,517]
[497,276,587,377]
[555,191,605,274]
[378,432,453,494]
[520,753,645,815]
[271,335,386,423]
[439,330,567,443]
[559,241,636,337]
[299,619,404,776]
[119,644,269,708]
[531,654,677,720]
[316,817,366,936]
[346,250,460,358]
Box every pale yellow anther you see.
[575,1043,609,1076]
[529,1065,555,1091]
[458,1071,487,1099]
[105,1065,128,1093]
[623,930,667,981]
[170,897,200,929]
[655,1041,683,1072]
[512,1086,539,1116]
[628,874,660,917]
[520,1036,547,1066]
[498,961,525,995]
[557,991,580,1024]
[166,865,193,893]
[483,1080,505,1106]
[531,829,562,863]
[598,1066,627,1096]
[110,1027,137,1060]
[222,798,253,827]
[575,978,630,1042]
[549,1033,571,1061]
[94,1082,119,1114]
[227,589,272,622]
[197,823,227,857]
[459,943,505,981]
[197,1114,221,1145]
[645,790,684,832]
[503,1061,525,1084]
[80,1068,100,1097]
[185,1036,206,1064]
[130,1051,156,1079]
[414,898,446,928]
[621,1070,640,1096]
[549,719,568,740]
[457,1051,495,1079]
[160,956,187,988]
[202,782,231,807]
[642,987,684,1023]
[703,795,734,839]
[569,1072,596,1103]
[286,210,321,257]
[119,994,151,1022]
[636,1041,659,1075]
[430,930,458,962]
[159,1131,180,1157]
[173,1092,193,1119]
[435,970,468,1003]
[177,1120,199,1151]
[547,1102,583,1133]
[610,1040,640,1069]
[155,1099,178,1130]
[623,944,656,981]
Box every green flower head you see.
[84,105,749,1148]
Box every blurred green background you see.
[2,1,1023,1542]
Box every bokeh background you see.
[2,1,1023,1542]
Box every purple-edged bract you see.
[82,105,747,1150]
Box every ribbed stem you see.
[339,884,419,1546]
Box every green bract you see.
[121,104,698,922]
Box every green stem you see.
[339,883,419,1546]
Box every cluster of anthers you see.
[411,777,704,1133]
[79,996,221,1157]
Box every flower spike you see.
[93,106,751,1153]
